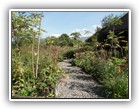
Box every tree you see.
[45,36,58,46]
[59,34,69,40]
[12,12,32,56]
[70,32,81,48]
[84,30,91,35]
[100,14,123,56]
[12,12,46,77]
[58,34,73,46]
[101,14,113,28]
[35,12,44,78]
[25,12,47,77]
[30,13,42,76]
[101,14,122,33]
[31,29,35,76]
[29,12,46,77]
[70,32,81,40]
[85,26,101,50]
[109,16,122,33]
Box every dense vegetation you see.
[12,12,63,98]
[11,12,128,99]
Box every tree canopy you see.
[70,32,81,40]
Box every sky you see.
[41,11,125,38]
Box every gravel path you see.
[55,59,104,98]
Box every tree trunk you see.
[32,33,35,76]
[35,13,43,78]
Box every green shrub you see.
[63,50,74,59]
[90,59,108,81]
[12,47,62,98]
[74,46,93,53]
[72,51,128,98]
[103,65,128,98]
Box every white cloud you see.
[71,24,101,38]
[47,34,61,38]
[46,24,102,38]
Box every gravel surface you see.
[55,59,104,98]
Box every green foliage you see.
[63,50,75,59]
[12,57,26,96]
[103,66,128,98]
[109,16,122,29]
[101,14,114,27]
[45,36,58,46]
[11,12,128,99]
[72,51,128,98]
[101,14,122,28]
[45,34,74,47]
[85,35,97,43]
[111,57,127,65]
[34,62,61,97]
[58,34,73,46]
[12,45,62,98]
[107,31,117,39]
[70,32,81,40]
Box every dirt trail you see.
[55,59,104,98]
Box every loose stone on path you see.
[55,59,104,98]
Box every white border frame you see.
[9,9,131,101]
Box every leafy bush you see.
[103,66,128,98]
[12,57,26,96]
[74,46,93,53]
[63,50,75,59]
[12,46,62,98]
[72,51,128,98]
